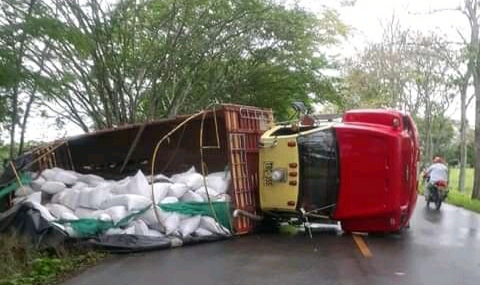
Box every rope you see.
[199,110,232,234]
[9,161,25,196]
[149,110,207,225]
[148,104,232,235]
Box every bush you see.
[0,232,106,285]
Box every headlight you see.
[271,169,286,182]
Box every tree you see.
[24,0,346,131]
[441,47,474,192]
[451,0,480,199]
[0,0,54,158]
[340,19,454,166]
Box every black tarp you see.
[0,202,67,249]
[85,234,228,254]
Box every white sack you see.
[152,173,173,184]
[52,189,80,210]
[164,213,181,235]
[25,192,42,204]
[31,201,56,222]
[214,193,232,202]
[74,207,97,219]
[45,203,78,220]
[200,216,230,235]
[127,170,150,197]
[71,181,88,190]
[103,206,130,224]
[79,173,105,186]
[53,170,78,185]
[77,188,93,208]
[51,191,65,204]
[179,215,201,237]
[87,185,113,209]
[206,171,231,194]
[15,185,35,197]
[41,168,62,181]
[113,179,130,195]
[168,183,189,198]
[124,225,136,235]
[112,170,150,197]
[30,176,46,191]
[105,228,125,235]
[132,219,150,236]
[195,186,219,201]
[141,206,171,226]
[194,228,213,237]
[146,229,164,237]
[99,194,151,212]
[93,211,112,222]
[152,182,170,202]
[181,190,204,202]
[40,181,66,195]
[160,196,179,204]
[170,166,196,182]
[172,172,204,190]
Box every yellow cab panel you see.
[259,129,299,212]
[259,124,335,213]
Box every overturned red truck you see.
[258,108,420,233]
[1,104,420,235]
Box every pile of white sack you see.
[13,166,232,238]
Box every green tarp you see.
[58,202,232,238]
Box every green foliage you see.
[0,0,346,130]
[0,233,106,285]
[413,115,455,165]
[445,191,480,212]
[448,167,474,194]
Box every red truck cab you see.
[258,109,420,233]
[332,109,420,232]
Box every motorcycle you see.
[424,178,448,210]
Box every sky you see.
[303,0,475,123]
[23,0,475,142]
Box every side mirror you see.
[291,101,307,115]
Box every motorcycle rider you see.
[423,156,448,199]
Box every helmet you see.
[433,156,444,163]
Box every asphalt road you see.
[63,198,480,285]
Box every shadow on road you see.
[420,205,444,224]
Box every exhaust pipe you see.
[233,209,264,221]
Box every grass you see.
[0,232,106,285]
[447,167,474,195]
[419,167,480,213]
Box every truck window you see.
[297,128,339,215]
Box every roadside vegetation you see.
[0,233,106,285]
[445,168,480,213]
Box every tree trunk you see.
[459,84,468,192]
[423,99,433,167]
[472,75,480,199]
[468,0,480,200]
[8,0,38,159]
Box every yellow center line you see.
[352,234,373,258]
